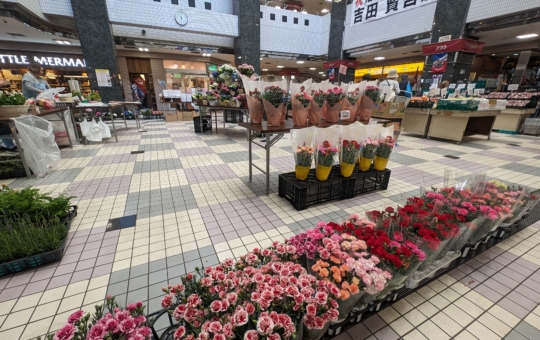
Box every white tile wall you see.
[343,2,436,51]
[467,0,540,22]
[260,6,330,56]
[193,0,232,15]
[106,0,238,46]
[5,0,45,19]
[39,0,73,17]
[319,13,331,56]
[111,24,235,48]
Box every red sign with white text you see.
[422,38,485,56]
[323,60,360,69]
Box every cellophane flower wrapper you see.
[292,127,315,168]
[339,122,363,167]
[314,126,341,167]
[360,124,381,160]
[375,126,399,159]
[242,75,264,124]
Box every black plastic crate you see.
[279,166,345,211]
[224,110,244,123]
[343,167,391,199]
[0,168,28,179]
[193,115,212,133]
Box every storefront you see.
[163,60,210,91]
[0,51,88,95]
[354,62,425,82]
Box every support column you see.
[327,0,354,84]
[422,0,473,89]
[117,57,132,101]
[233,0,260,74]
[70,0,123,102]
[511,50,532,85]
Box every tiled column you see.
[117,57,132,101]
[70,0,123,102]
[327,0,354,84]
[233,0,260,74]
[150,58,166,102]
[422,0,474,88]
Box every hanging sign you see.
[431,53,448,73]
[323,60,360,69]
[96,69,112,87]
[422,38,485,55]
[339,64,348,75]
[350,0,437,27]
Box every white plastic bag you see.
[12,115,61,178]
[98,118,111,139]
[85,119,103,142]
[80,119,91,136]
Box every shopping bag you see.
[86,119,103,142]
[98,118,111,138]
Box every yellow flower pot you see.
[295,166,310,180]
[374,156,389,171]
[316,164,332,181]
[340,162,355,178]
[358,157,373,171]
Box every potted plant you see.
[0,92,29,117]
[324,87,345,123]
[261,85,286,126]
[292,91,312,126]
[193,93,204,105]
[206,91,218,106]
[87,90,101,103]
[309,89,326,124]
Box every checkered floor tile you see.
[1,116,540,340]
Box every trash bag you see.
[98,118,111,139]
[12,115,61,178]
[85,119,103,142]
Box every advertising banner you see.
[422,38,485,55]
[350,0,437,27]
[431,53,448,73]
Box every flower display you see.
[325,87,345,107]
[375,136,395,159]
[261,86,286,108]
[294,91,313,108]
[341,140,361,165]
[237,64,255,77]
[296,144,315,168]
[345,90,360,105]
[317,141,338,168]
[364,86,380,104]
[311,90,326,108]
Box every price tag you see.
[457,84,466,90]
[340,110,350,120]
[429,88,441,97]
[467,84,476,90]
[508,84,519,91]
[449,83,457,89]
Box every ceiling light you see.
[277,65,284,68]
[182,65,186,68]
[291,75,295,79]
[174,64,178,68]
[63,40,72,45]
[202,53,206,56]
[53,39,65,44]
[275,5,280,9]
[238,56,242,59]
[322,9,328,13]
[302,11,307,14]
[262,69,268,71]
[318,72,324,74]
[374,57,385,60]
[517,34,538,39]
[296,61,305,64]
[491,54,496,56]
[260,57,262,60]
[144,48,148,51]
[514,53,519,56]
[309,67,316,70]
[293,10,297,12]
[138,47,143,51]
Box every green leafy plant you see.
[0,186,74,221]
[0,215,67,263]
[87,90,101,101]
[261,85,285,108]
[311,90,326,108]
[0,92,26,106]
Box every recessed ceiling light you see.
[296,61,305,64]
[53,39,65,44]
[138,47,143,51]
[262,69,268,71]
[517,34,538,39]
[277,65,284,68]
[491,54,496,56]
[63,40,72,45]
[374,57,385,60]
[302,11,307,14]
[238,56,242,59]
[260,57,262,60]
[293,9,297,12]
[318,72,324,74]
[182,65,186,68]
[514,53,519,56]
[309,68,316,70]
[144,48,148,51]
[506,56,510,58]
[322,9,328,13]
[174,64,178,68]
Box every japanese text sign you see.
[422,38,485,55]
[350,0,437,27]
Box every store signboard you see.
[0,54,86,68]
[422,38,485,55]
[350,0,437,27]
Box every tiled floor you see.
[1,117,540,340]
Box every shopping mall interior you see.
[0,0,540,339]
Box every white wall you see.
[260,6,330,56]
[467,0,540,22]
[343,2,436,51]
[39,0,73,17]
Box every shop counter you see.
[401,107,432,138]
[492,108,536,132]
[427,110,501,144]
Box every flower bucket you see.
[358,156,373,171]
[353,292,380,312]
[324,101,342,123]
[247,97,264,124]
[333,291,365,324]
[292,102,310,126]
[308,102,323,124]
[262,100,284,127]
[373,156,389,171]
[295,166,310,180]
[340,162,355,177]
[316,164,332,181]
[303,319,330,340]
[341,100,359,122]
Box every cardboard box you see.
[165,112,178,122]
[373,102,407,118]
[183,112,194,121]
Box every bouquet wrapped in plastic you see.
[339,122,362,177]
[261,85,287,126]
[314,125,340,181]
[341,88,361,122]
[374,126,400,171]
[242,76,264,124]
[358,124,381,171]
[290,79,313,126]
[359,82,380,122]
[292,127,315,180]
[324,87,345,123]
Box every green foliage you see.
[87,90,101,101]
[0,92,26,106]
[0,215,67,263]
[261,86,285,108]
[0,186,74,221]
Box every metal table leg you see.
[8,121,31,177]
[265,133,270,195]
[214,109,218,133]
[199,106,204,134]
[110,109,118,142]
[248,132,284,195]
[248,129,252,181]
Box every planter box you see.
[0,105,29,117]
[0,205,77,277]
[278,165,391,211]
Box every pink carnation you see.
[54,324,76,340]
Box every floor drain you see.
[106,215,137,232]
[131,150,145,154]
[507,143,520,147]
[139,130,147,132]
[444,155,460,159]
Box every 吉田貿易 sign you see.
[350,0,437,27]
